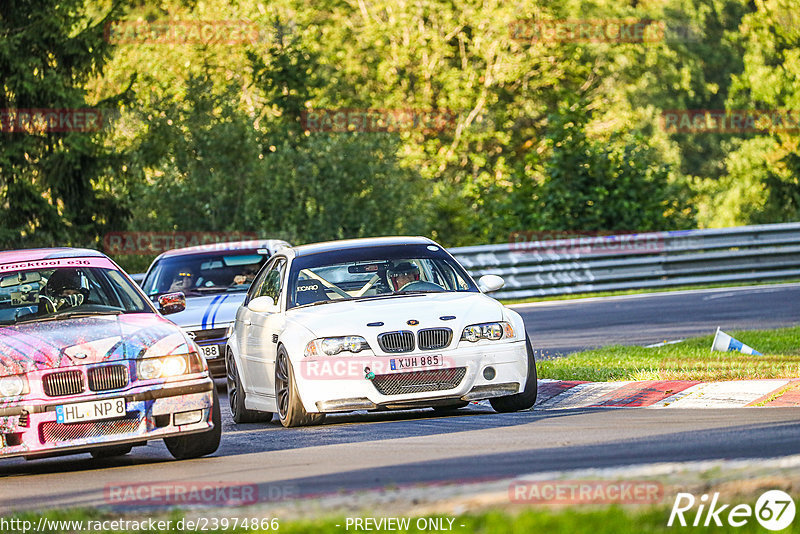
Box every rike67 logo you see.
[668,490,796,530]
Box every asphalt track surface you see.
[1,284,799,513]
[2,406,800,513]
[514,283,800,357]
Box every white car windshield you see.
[287,245,477,309]
[0,266,151,325]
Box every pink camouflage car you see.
[0,248,220,461]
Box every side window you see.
[248,258,286,305]
[246,258,275,304]
[258,259,286,304]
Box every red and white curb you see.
[531,379,800,409]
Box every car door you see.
[232,263,268,395]
[241,257,287,398]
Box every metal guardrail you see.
[449,223,800,299]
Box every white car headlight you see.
[0,374,28,397]
[137,353,202,380]
[305,336,370,357]
[461,321,515,342]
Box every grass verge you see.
[537,326,800,382]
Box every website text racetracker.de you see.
[102,231,260,255]
[0,516,279,533]
[0,109,103,133]
[507,230,702,255]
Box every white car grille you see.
[417,328,452,350]
[377,331,415,353]
[372,367,467,395]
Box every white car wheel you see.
[226,348,271,424]
[275,347,325,428]
[489,334,538,413]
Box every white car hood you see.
[286,292,504,338]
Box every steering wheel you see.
[396,280,445,292]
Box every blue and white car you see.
[141,240,290,376]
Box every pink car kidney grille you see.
[42,370,85,397]
[88,365,129,392]
[39,417,141,443]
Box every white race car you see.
[225,236,537,427]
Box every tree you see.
[0,0,130,248]
[511,105,694,233]
[712,0,800,226]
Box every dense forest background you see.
[1,0,798,269]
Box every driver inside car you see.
[38,268,90,314]
[387,261,421,291]
[168,268,196,293]
[232,264,258,286]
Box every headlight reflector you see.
[137,353,202,380]
[162,356,187,377]
[461,322,515,342]
[305,336,370,357]
[138,358,163,380]
[462,325,482,343]
[0,374,27,397]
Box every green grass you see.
[537,326,800,382]
[499,279,800,306]
[3,504,791,533]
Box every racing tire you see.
[226,348,271,424]
[90,444,133,458]
[490,334,538,413]
[275,346,325,428]
[164,388,222,460]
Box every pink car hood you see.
[0,313,194,377]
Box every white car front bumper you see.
[294,339,529,413]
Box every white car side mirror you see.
[248,295,279,314]
[478,274,505,293]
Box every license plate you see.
[390,354,443,371]
[56,398,127,424]
[200,344,220,359]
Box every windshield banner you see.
[0,257,116,274]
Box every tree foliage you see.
[0,0,130,248]
[1,0,798,257]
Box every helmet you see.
[387,261,420,291]
[44,269,89,299]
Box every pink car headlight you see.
[0,374,28,397]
